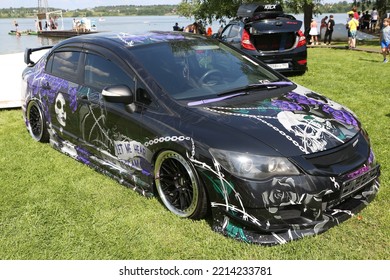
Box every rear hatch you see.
[237,3,303,52]
[249,18,303,52]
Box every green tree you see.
[375,0,389,18]
[177,0,322,32]
[285,0,322,35]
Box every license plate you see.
[268,63,289,70]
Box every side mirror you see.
[102,85,134,104]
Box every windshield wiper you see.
[187,92,247,106]
[217,81,294,97]
[187,81,294,107]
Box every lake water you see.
[0,13,377,55]
[0,15,222,55]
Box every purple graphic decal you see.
[117,32,186,47]
[271,99,304,111]
[69,87,78,112]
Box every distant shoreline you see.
[0,5,179,19]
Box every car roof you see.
[54,31,207,51]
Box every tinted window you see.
[48,51,81,82]
[221,25,232,38]
[130,40,280,100]
[228,25,240,38]
[84,53,133,91]
[221,25,240,39]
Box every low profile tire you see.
[26,100,49,142]
[154,150,208,219]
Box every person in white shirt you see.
[371,8,378,32]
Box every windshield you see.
[129,38,283,101]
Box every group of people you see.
[344,8,390,63]
[173,21,214,36]
[309,15,335,45]
[349,7,379,32]
[359,8,379,31]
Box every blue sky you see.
[0,1,182,10]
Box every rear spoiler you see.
[24,46,53,66]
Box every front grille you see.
[341,165,380,199]
[322,164,379,209]
[253,33,296,51]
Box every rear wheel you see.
[26,100,49,142]
[154,150,208,219]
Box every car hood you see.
[189,85,361,156]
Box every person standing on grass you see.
[362,11,371,30]
[309,18,319,45]
[347,12,359,49]
[320,16,328,39]
[324,15,335,45]
[380,18,390,63]
[371,8,378,32]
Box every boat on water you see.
[33,0,98,38]
[8,30,38,36]
[37,29,98,38]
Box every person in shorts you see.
[380,18,390,63]
[347,12,359,49]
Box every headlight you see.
[209,148,300,180]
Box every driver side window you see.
[84,53,154,107]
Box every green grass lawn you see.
[0,47,389,260]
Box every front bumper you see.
[201,158,380,245]
[212,177,379,245]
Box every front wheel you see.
[26,100,49,142]
[154,150,208,219]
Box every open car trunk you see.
[249,18,303,52]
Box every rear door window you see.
[47,51,81,83]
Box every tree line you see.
[0,5,178,18]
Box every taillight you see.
[241,30,256,50]
[297,30,306,48]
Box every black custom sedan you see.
[22,31,380,245]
